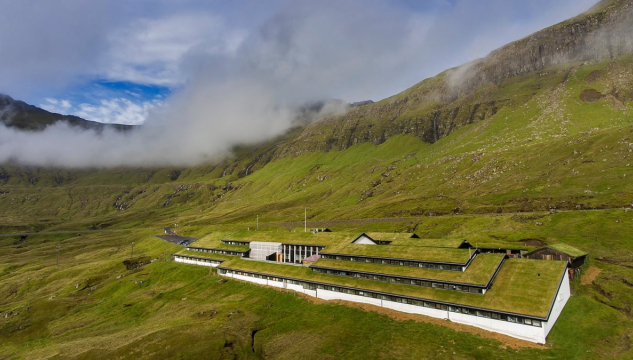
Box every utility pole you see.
[56,243,60,267]
[304,208,307,233]
[131,242,135,261]
[257,215,259,231]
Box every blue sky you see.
[0,0,598,125]
[38,81,170,125]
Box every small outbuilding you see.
[524,243,588,269]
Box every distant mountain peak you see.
[0,94,136,132]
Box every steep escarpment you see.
[451,0,633,97]
[275,0,633,158]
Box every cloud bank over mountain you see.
[0,0,597,167]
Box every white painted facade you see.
[174,255,222,267]
[216,268,571,344]
[543,270,571,338]
[351,235,377,245]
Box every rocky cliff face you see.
[452,0,633,98]
[273,0,633,158]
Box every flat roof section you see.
[364,232,418,241]
[547,243,588,258]
[217,258,567,318]
[321,244,473,264]
[312,253,505,286]
[195,231,356,247]
[386,238,470,248]
[186,238,250,252]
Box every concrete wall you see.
[448,313,545,343]
[317,289,383,307]
[382,300,448,319]
[174,256,220,267]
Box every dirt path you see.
[581,266,602,285]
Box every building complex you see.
[173,231,579,344]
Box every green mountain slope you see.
[2,2,633,358]
[2,55,632,231]
[0,0,632,231]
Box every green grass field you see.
[1,207,632,359]
[2,8,633,357]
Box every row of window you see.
[311,267,483,294]
[188,247,243,256]
[320,254,463,271]
[222,269,302,285]
[175,256,222,265]
[222,241,250,246]
[217,269,542,328]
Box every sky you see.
[0,0,599,167]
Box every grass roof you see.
[187,239,249,252]
[312,253,504,285]
[387,238,468,248]
[548,243,588,257]
[322,243,472,264]
[476,241,531,251]
[218,258,566,318]
[193,230,355,247]
[365,232,417,241]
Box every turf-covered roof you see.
[218,258,567,318]
[311,253,504,286]
[321,243,473,264]
[387,238,469,248]
[193,231,354,247]
[187,239,250,252]
[365,232,417,241]
[547,243,588,258]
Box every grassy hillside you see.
[1,215,632,359]
[2,56,632,233]
[1,1,633,357]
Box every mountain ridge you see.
[0,93,136,132]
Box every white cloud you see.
[1,0,605,168]
[40,97,162,125]
[40,98,73,114]
[102,13,247,86]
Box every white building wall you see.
[449,313,545,343]
[382,301,448,319]
[352,235,376,244]
[213,269,567,344]
[268,279,285,289]
[317,289,383,307]
[544,270,571,338]
[174,256,220,267]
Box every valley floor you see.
[1,210,632,359]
